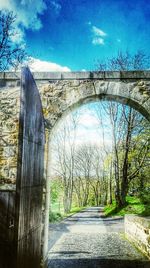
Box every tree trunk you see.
[120,179,128,206]
[120,107,133,206]
[109,161,113,204]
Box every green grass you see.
[63,206,86,217]
[51,202,64,214]
[104,196,150,217]
[49,203,86,222]
[49,211,63,222]
[49,202,64,223]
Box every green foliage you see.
[138,189,150,216]
[50,178,63,204]
[49,177,87,222]
[140,190,150,204]
[49,205,86,222]
[49,211,62,222]
[88,191,97,206]
[64,206,86,217]
[104,195,150,217]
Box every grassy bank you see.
[104,196,150,217]
[49,204,86,222]
[63,206,87,217]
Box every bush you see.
[49,211,62,222]
[139,189,150,204]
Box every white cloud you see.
[74,110,112,146]
[0,0,12,10]
[78,112,100,128]
[27,57,71,72]
[75,129,112,147]
[91,25,107,46]
[92,37,104,46]
[0,1,62,47]
[75,106,112,146]
[0,0,48,47]
[0,0,46,30]
[92,26,107,37]
[50,0,61,15]
[10,26,25,44]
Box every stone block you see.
[125,215,150,259]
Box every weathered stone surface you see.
[0,86,20,186]
[1,70,150,80]
[125,215,150,259]
[0,71,150,186]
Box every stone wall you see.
[0,71,150,187]
[0,85,20,187]
[125,215,150,259]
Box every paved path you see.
[47,207,149,268]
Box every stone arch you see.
[42,76,150,259]
[42,79,150,133]
[0,71,150,264]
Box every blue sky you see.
[0,0,150,71]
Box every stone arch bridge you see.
[1,71,150,181]
[31,70,150,126]
[0,70,150,267]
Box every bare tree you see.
[74,143,109,207]
[108,104,149,206]
[95,50,150,207]
[96,50,150,71]
[89,146,103,206]
[0,10,26,71]
[74,144,94,206]
[51,112,79,213]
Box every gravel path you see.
[47,207,149,268]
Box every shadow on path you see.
[48,257,150,268]
[47,207,150,268]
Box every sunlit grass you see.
[49,203,86,222]
[104,196,150,217]
[64,206,87,217]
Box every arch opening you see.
[43,96,150,261]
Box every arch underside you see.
[72,94,149,119]
[50,93,150,134]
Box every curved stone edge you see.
[0,78,150,184]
